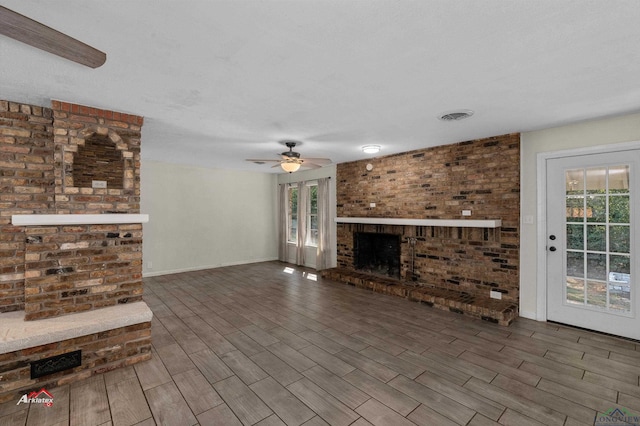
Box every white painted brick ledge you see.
[0,301,153,354]
[335,217,501,228]
[11,214,149,226]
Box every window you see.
[287,183,318,246]
[308,185,318,246]
[287,186,297,243]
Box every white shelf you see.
[11,214,149,226]
[335,217,501,228]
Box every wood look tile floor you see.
[2,261,640,426]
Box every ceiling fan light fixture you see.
[438,109,474,121]
[247,140,330,172]
[362,145,381,154]
[281,162,301,173]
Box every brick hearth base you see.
[321,268,518,326]
[0,302,152,404]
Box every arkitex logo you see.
[16,388,54,407]
[595,407,640,426]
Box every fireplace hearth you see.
[354,232,401,278]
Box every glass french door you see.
[546,149,640,340]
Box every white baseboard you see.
[142,257,279,278]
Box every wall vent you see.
[31,350,82,379]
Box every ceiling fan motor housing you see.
[282,141,301,159]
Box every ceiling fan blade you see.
[300,161,321,169]
[0,6,106,68]
[246,159,282,163]
[300,157,332,165]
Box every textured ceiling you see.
[1,0,640,173]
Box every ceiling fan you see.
[247,141,332,173]
[0,6,106,68]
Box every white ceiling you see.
[2,1,640,173]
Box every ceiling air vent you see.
[438,109,474,121]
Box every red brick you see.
[336,133,520,302]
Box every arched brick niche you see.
[72,133,126,189]
[52,100,143,214]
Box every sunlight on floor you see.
[283,267,317,281]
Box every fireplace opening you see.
[354,232,401,279]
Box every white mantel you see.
[335,217,501,228]
[11,214,149,226]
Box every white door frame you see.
[535,140,640,322]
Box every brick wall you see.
[0,99,144,314]
[336,134,520,301]
[0,101,55,312]
[24,224,143,321]
[0,99,148,401]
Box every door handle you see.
[549,246,557,252]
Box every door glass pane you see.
[566,251,584,278]
[609,225,630,253]
[609,165,629,193]
[608,256,631,313]
[566,277,584,305]
[609,290,631,312]
[564,164,633,315]
[610,254,630,274]
[586,225,606,252]
[586,168,607,194]
[586,280,607,308]
[566,169,584,194]
[609,195,629,223]
[566,224,584,250]
[586,196,606,222]
[566,196,585,222]
[587,253,606,280]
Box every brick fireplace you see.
[323,134,520,325]
[354,232,401,278]
[0,100,151,403]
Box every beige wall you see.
[141,161,278,276]
[520,112,640,318]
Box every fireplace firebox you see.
[354,232,401,278]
